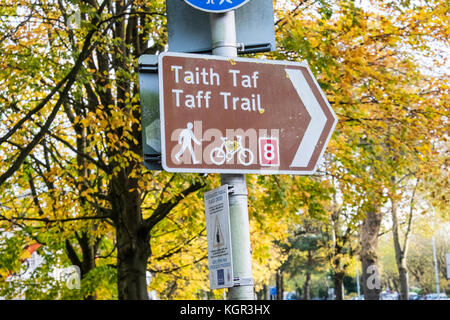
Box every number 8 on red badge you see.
[259,137,279,166]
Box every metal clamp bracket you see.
[138,55,158,74]
[212,41,245,52]
[233,276,254,287]
[227,184,248,196]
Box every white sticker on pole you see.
[204,185,234,289]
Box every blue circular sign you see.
[184,0,251,13]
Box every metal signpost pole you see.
[209,11,254,300]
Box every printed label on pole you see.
[204,185,234,289]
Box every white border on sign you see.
[183,0,251,13]
[158,51,338,175]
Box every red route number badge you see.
[259,137,279,167]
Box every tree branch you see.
[154,228,206,261]
[144,181,206,231]
[0,214,109,223]
[148,254,208,275]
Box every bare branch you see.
[0,214,109,224]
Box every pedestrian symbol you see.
[175,122,202,164]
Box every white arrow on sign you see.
[286,69,328,168]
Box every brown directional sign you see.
[158,52,337,175]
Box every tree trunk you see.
[63,105,100,300]
[262,283,268,300]
[390,176,418,300]
[303,271,311,300]
[360,203,382,300]
[390,195,409,300]
[256,284,268,300]
[116,222,150,300]
[304,249,313,300]
[111,172,151,300]
[334,272,345,300]
[398,263,409,299]
[276,269,284,300]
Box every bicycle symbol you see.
[210,135,254,166]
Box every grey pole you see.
[209,11,254,300]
